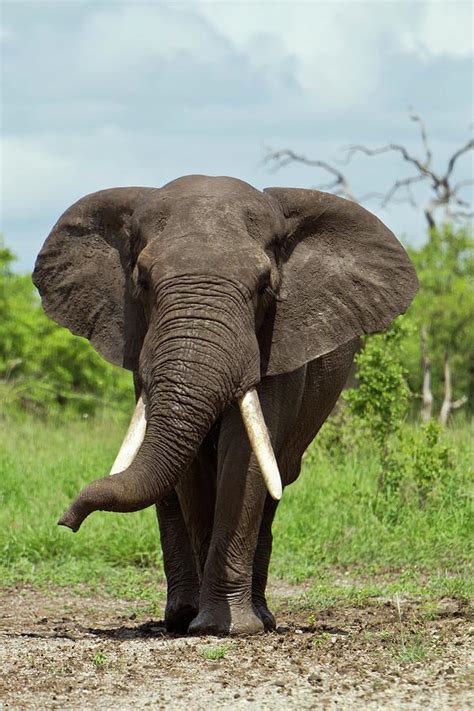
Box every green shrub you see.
[317,323,463,524]
[344,321,410,450]
[0,239,134,416]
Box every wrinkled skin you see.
[33,175,418,635]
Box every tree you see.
[405,226,473,422]
[265,111,473,232]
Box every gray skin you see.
[33,175,418,636]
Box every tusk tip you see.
[269,486,282,501]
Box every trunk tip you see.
[57,512,80,532]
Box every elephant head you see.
[33,175,417,531]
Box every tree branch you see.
[445,139,474,180]
[263,147,358,201]
[264,112,473,231]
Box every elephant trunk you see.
[58,278,261,531]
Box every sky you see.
[1,0,473,272]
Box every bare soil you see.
[0,581,472,710]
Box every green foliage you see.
[380,420,454,507]
[92,651,108,669]
[200,645,228,660]
[0,414,470,593]
[404,225,474,414]
[344,322,410,449]
[318,325,466,524]
[0,238,134,415]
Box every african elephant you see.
[33,175,417,635]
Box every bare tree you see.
[439,352,468,426]
[264,111,473,232]
[420,325,433,423]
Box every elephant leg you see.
[188,370,309,636]
[156,432,217,633]
[155,491,200,633]
[175,437,217,583]
[252,496,279,630]
[188,405,269,635]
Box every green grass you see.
[0,414,472,601]
[200,645,228,660]
[91,651,108,669]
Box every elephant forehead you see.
[137,194,280,245]
[146,230,271,279]
[160,174,262,199]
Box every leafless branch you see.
[263,147,358,201]
[380,175,425,208]
[342,142,429,176]
[409,110,432,168]
[445,139,474,179]
[265,113,473,231]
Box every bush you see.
[344,321,410,450]
[316,322,462,523]
[0,239,134,416]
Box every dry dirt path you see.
[0,582,472,710]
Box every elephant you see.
[33,175,418,635]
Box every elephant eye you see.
[137,275,150,292]
[133,264,150,296]
[257,269,271,295]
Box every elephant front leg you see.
[252,496,279,630]
[189,409,268,636]
[155,492,200,633]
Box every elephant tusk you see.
[109,395,147,475]
[238,388,283,501]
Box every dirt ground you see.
[0,581,472,710]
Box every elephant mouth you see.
[109,388,282,500]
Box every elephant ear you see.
[260,188,418,376]
[33,187,156,370]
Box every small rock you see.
[274,680,285,688]
[308,672,323,685]
[129,612,137,620]
[445,665,455,675]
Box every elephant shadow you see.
[85,619,184,640]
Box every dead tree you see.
[439,353,468,426]
[264,111,473,232]
[420,325,433,423]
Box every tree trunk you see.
[439,351,468,426]
[420,325,433,422]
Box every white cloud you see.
[196,1,472,108]
[402,1,473,58]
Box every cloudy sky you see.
[1,0,473,271]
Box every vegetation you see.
[404,225,474,420]
[0,411,471,600]
[0,240,133,416]
[200,645,228,661]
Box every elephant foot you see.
[188,604,264,636]
[164,594,199,634]
[253,602,276,631]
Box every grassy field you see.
[0,413,472,605]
